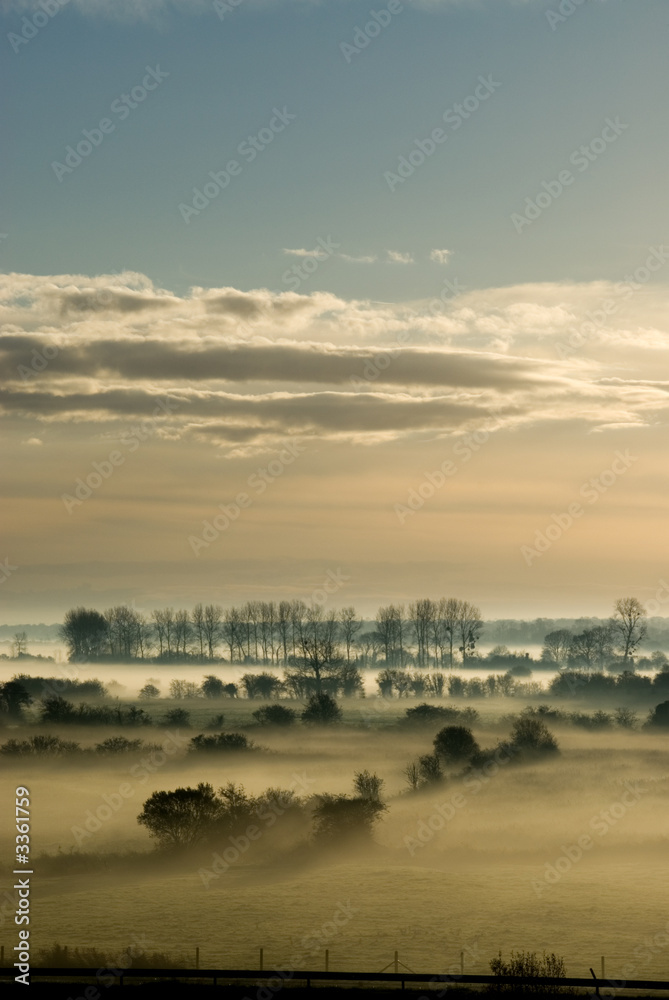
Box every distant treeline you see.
[52,596,664,671]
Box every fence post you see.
[325,949,329,972]
[460,950,464,976]
[394,951,399,974]
[1,945,4,965]
[196,947,199,970]
[260,947,263,972]
[601,956,605,979]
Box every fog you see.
[2,685,668,981]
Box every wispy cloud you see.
[430,248,452,265]
[386,250,414,264]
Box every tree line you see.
[59,598,484,667]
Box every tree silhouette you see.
[137,783,220,848]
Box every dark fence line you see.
[2,967,669,993]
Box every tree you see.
[339,607,362,664]
[433,725,480,764]
[0,680,32,719]
[137,782,221,848]
[191,603,206,659]
[457,601,483,664]
[312,794,386,843]
[189,732,255,751]
[60,607,108,661]
[201,675,225,699]
[301,693,342,725]
[203,604,223,660]
[353,770,384,801]
[646,700,669,728]
[12,632,28,657]
[290,606,344,694]
[139,683,160,700]
[241,672,283,699]
[418,753,443,784]
[610,597,647,664]
[541,629,573,666]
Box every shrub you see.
[301,693,342,725]
[417,753,443,784]
[188,732,256,752]
[162,708,191,727]
[95,736,143,754]
[646,700,669,728]
[253,704,297,726]
[433,725,480,764]
[403,703,479,726]
[312,794,386,843]
[509,717,559,755]
[489,950,573,994]
[0,735,81,756]
[353,770,384,801]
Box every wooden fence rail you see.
[2,967,669,993]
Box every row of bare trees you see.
[541,598,649,668]
[59,597,484,666]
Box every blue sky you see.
[2,0,668,300]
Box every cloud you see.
[430,249,452,265]
[386,251,414,264]
[339,253,377,264]
[2,270,668,452]
[283,247,329,259]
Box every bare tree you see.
[610,597,647,664]
[202,604,222,660]
[12,632,28,657]
[457,601,483,664]
[541,629,573,667]
[339,606,362,664]
[191,604,206,660]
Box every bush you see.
[433,725,480,764]
[301,693,342,725]
[403,703,479,726]
[509,717,559,755]
[188,732,256,752]
[489,950,573,994]
[353,770,384,801]
[0,734,81,756]
[646,700,669,728]
[95,736,143,754]
[312,794,386,843]
[162,708,191,727]
[417,753,443,784]
[201,675,225,698]
[253,704,297,726]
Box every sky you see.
[1,0,668,623]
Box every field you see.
[2,675,669,983]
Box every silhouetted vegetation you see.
[39,697,152,726]
[301,692,343,725]
[489,950,573,994]
[252,703,298,726]
[188,732,257,752]
[312,794,386,844]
